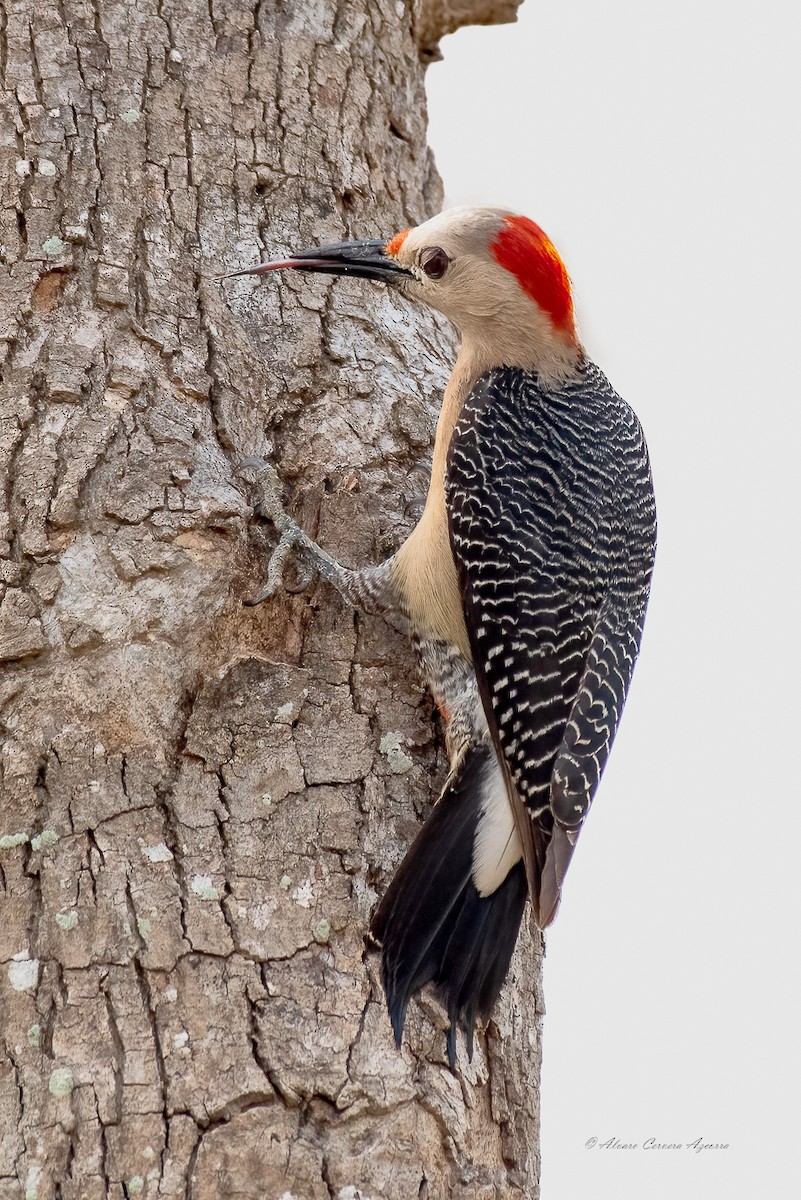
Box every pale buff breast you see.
[392,485,471,660]
[389,350,483,661]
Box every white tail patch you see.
[472,752,523,896]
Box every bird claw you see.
[241,458,316,605]
[240,457,294,532]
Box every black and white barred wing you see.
[537,603,648,924]
[550,607,646,832]
[446,366,654,927]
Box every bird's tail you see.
[369,743,528,1066]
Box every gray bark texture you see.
[0,0,543,1196]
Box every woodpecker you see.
[230,207,656,1065]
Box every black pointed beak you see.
[224,239,411,284]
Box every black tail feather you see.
[370,745,528,1066]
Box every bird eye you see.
[421,247,449,280]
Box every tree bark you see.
[0,1,541,1197]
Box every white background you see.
[427,2,801,1196]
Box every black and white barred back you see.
[447,361,656,923]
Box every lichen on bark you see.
[0,1,540,1197]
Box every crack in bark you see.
[100,973,126,1126]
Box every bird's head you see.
[229,206,581,378]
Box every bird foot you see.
[240,457,314,604]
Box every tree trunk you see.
[0,1,541,1196]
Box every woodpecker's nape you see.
[231,207,656,1066]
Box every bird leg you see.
[241,458,398,613]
